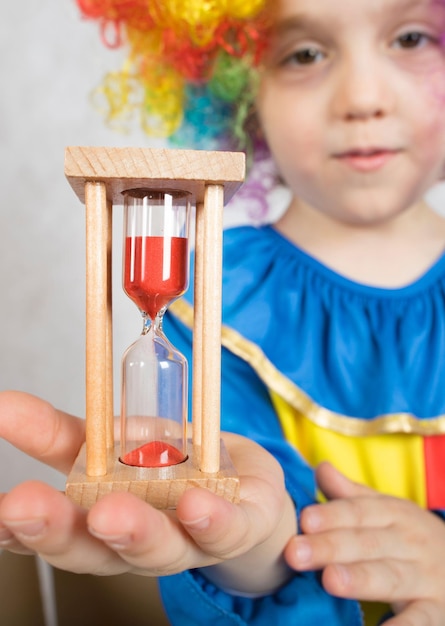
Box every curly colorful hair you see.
[76,0,272,154]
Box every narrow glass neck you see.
[142,311,165,335]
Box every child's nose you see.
[331,53,392,122]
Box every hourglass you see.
[120,188,190,470]
[64,146,244,509]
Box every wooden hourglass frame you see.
[64,146,245,509]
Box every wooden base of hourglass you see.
[66,440,239,510]
[64,146,245,509]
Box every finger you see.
[177,487,254,558]
[286,526,418,573]
[87,488,272,578]
[321,559,429,604]
[0,391,85,474]
[316,462,379,501]
[176,435,295,594]
[87,491,206,576]
[180,487,297,595]
[383,600,441,626]
[299,493,413,535]
[0,481,126,575]
[0,492,34,555]
[177,434,289,558]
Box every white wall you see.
[1,0,445,492]
[0,0,149,490]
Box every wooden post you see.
[200,184,224,474]
[85,181,109,476]
[192,202,205,447]
[106,198,114,449]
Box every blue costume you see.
[159,224,445,625]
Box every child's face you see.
[257,0,445,225]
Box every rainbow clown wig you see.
[76,0,272,155]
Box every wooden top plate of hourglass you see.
[64,146,245,509]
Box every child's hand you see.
[0,391,295,595]
[285,462,445,626]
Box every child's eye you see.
[394,31,432,49]
[282,47,324,66]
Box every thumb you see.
[315,462,378,501]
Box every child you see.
[2,0,445,624]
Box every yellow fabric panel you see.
[271,392,427,507]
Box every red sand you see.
[120,440,186,468]
[124,236,187,319]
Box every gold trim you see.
[170,299,445,437]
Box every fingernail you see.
[335,564,351,588]
[3,519,47,539]
[180,515,210,531]
[304,510,321,531]
[294,539,312,564]
[0,527,14,546]
[88,527,132,550]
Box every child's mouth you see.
[335,148,398,172]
